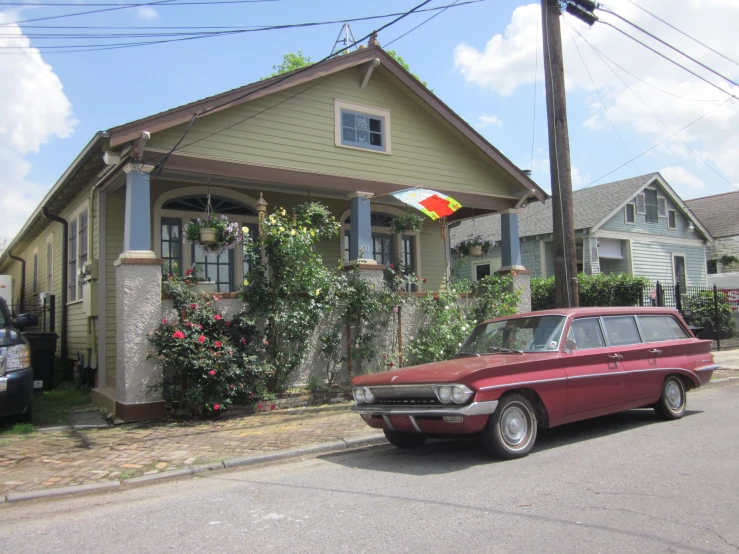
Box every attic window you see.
[625,203,635,224]
[334,99,391,154]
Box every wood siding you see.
[148,68,520,198]
[631,241,707,286]
[106,188,125,384]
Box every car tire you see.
[654,375,686,420]
[383,429,427,449]
[483,394,537,460]
[17,403,33,424]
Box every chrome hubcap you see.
[666,380,683,411]
[501,406,528,446]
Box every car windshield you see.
[457,315,567,355]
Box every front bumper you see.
[351,400,499,417]
[0,367,34,418]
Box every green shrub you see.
[531,273,650,310]
[684,290,738,340]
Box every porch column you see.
[348,192,375,264]
[114,164,164,422]
[498,210,531,313]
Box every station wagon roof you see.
[484,306,681,323]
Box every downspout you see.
[42,207,68,364]
[7,252,26,314]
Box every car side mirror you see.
[14,313,38,329]
[564,338,577,352]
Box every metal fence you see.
[7,295,56,333]
[641,282,739,351]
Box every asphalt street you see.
[1,381,738,553]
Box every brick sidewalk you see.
[0,404,380,495]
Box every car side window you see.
[602,316,642,347]
[569,318,606,350]
[637,315,689,341]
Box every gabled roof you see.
[685,190,739,238]
[451,173,712,244]
[108,45,547,202]
[451,174,656,242]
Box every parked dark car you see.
[0,297,38,422]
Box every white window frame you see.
[624,203,636,225]
[657,196,667,218]
[667,209,677,230]
[671,253,687,287]
[32,247,39,294]
[472,261,493,282]
[67,202,89,304]
[334,99,392,155]
[46,234,54,293]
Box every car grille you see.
[366,384,440,406]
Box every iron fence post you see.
[656,281,663,307]
[49,295,56,333]
[675,283,682,314]
[714,284,721,351]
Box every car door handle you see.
[608,354,623,360]
[648,349,662,355]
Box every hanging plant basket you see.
[389,213,424,235]
[453,236,494,258]
[469,245,483,257]
[184,195,242,255]
[199,228,217,244]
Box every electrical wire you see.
[624,0,739,69]
[598,7,739,90]
[565,23,641,175]
[565,18,738,193]
[384,0,461,48]
[0,0,279,5]
[600,21,737,100]
[2,0,185,27]
[146,0,436,176]
[583,97,733,188]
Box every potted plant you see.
[453,235,494,257]
[183,267,217,293]
[184,214,242,255]
[389,213,424,235]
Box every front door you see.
[673,255,687,287]
[564,317,625,414]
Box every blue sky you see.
[1,0,738,240]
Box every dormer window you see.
[334,99,391,154]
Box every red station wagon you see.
[351,307,717,459]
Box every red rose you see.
[198,335,206,344]
[433,295,439,300]
[271,404,276,411]
[225,321,231,327]
[389,264,394,269]
[186,322,193,327]
[388,362,394,367]
[190,303,197,309]
[240,338,247,345]
[172,330,185,340]
[198,324,204,330]
[258,403,263,410]
[209,370,216,376]
[214,314,222,321]
[213,403,220,410]
[161,318,168,324]
[423,278,427,283]
[214,296,221,302]
[215,341,222,348]
[185,269,193,276]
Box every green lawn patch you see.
[33,383,93,426]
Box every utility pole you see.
[540,0,595,308]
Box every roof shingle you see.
[685,190,739,238]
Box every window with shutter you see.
[644,189,658,223]
[635,193,646,214]
[668,210,677,229]
[657,196,667,217]
[625,203,636,224]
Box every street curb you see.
[706,377,739,387]
[4,481,120,503]
[0,434,386,505]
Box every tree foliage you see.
[264,50,312,79]
[532,273,650,310]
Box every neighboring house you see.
[451,173,712,287]
[0,42,546,421]
[686,190,739,274]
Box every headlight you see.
[437,386,452,404]
[353,387,365,403]
[6,344,31,371]
[362,387,375,404]
[451,385,473,405]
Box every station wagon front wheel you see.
[654,375,686,420]
[483,394,537,460]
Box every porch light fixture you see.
[256,192,268,225]
[687,222,695,232]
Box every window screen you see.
[638,315,689,342]
[602,316,642,346]
[341,110,385,151]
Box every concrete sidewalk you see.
[1,354,737,500]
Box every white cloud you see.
[660,165,707,192]
[454,0,739,192]
[135,6,158,19]
[0,13,77,242]
[476,114,503,128]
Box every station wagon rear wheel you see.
[383,429,427,449]
[654,376,686,420]
[483,394,537,460]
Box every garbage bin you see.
[22,332,58,392]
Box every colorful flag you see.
[391,189,462,220]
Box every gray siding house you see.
[686,190,739,274]
[451,173,712,287]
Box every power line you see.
[146,0,437,176]
[0,1,483,53]
[584,97,733,188]
[599,20,737,101]
[0,0,278,5]
[598,7,739,90]
[384,0,461,48]
[1,0,181,26]
[565,23,640,175]
[624,0,739,70]
[565,18,738,193]
[564,20,737,192]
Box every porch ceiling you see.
[147,149,521,220]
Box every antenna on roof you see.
[330,23,357,56]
